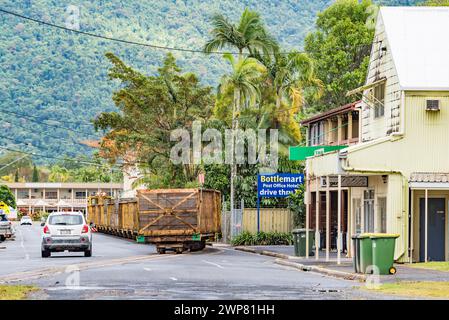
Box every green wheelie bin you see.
[370,233,399,275]
[351,234,361,273]
[292,229,315,257]
[358,234,373,274]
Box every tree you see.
[32,164,39,182]
[218,53,266,213]
[14,169,19,182]
[94,53,214,187]
[203,8,278,58]
[304,0,375,113]
[48,165,70,182]
[0,185,16,208]
[254,50,323,144]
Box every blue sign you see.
[257,173,304,198]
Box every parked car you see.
[0,214,14,241]
[41,211,92,258]
[20,215,33,226]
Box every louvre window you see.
[373,84,385,118]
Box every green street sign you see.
[289,145,346,161]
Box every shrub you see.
[231,231,293,246]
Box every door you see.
[363,190,374,233]
[419,198,445,261]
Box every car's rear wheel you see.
[84,248,92,257]
[41,249,50,258]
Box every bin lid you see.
[361,233,400,239]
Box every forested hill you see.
[0,0,422,162]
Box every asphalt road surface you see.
[0,223,390,300]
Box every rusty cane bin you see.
[87,189,221,254]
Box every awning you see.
[346,77,387,97]
[409,172,449,189]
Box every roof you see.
[380,7,449,91]
[300,101,360,126]
[410,172,449,183]
[3,182,123,189]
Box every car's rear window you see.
[0,215,7,222]
[48,215,83,226]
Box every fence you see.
[221,202,294,243]
[242,208,293,234]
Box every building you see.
[301,101,361,253]
[302,101,361,147]
[302,7,449,263]
[5,182,123,215]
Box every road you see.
[0,223,388,300]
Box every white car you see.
[41,211,92,258]
[0,214,13,241]
[20,216,33,225]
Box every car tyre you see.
[84,248,92,257]
[41,249,50,258]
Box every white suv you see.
[41,212,92,258]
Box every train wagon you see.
[87,189,221,254]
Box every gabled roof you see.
[380,7,449,91]
[300,101,360,126]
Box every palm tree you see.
[255,50,323,144]
[204,8,278,58]
[219,53,266,215]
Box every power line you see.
[0,144,122,170]
[0,8,379,56]
[1,109,94,132]
[1,120,95,150]
[0,8,245,55]
[2,107,93,127]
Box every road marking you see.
[170,277,177,281]
[18,228,30,260]
[143,268,152,272]
[202,260,225,269]
[0,254,181,284]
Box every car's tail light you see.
[43,225,50,234]
[81,225,89,234]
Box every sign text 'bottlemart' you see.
[257,173,304,198]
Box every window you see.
[373,84,385,118]
[17,190,29,199]
[353,198,362,234]
[48,214,83,226]
[310,122,324,146]
[75,191,87,199]
[45,191,58,199]
[378,197,387,233]
[364,190,375,233]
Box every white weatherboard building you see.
[5,182,123,214]
[304,7,449,263]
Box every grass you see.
[0,285,38,300]
[408,261,449,272]
[365,281,449,298]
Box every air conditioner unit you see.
[426,100,440,111]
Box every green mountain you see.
[0,0,422,163]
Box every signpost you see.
[256,173,304,233]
